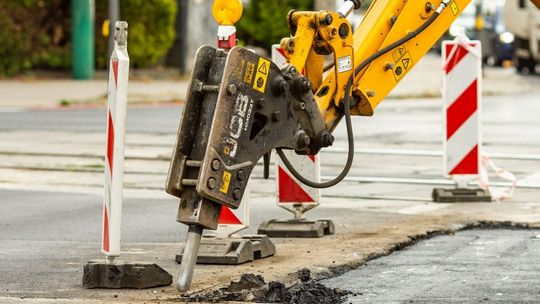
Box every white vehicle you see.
[505,0,540,73]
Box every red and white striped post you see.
[257,45,334,237]
[211,186,250,237]
[102,21,130,261]
[277,154,321,218]
[84,21,172,290]
[433,37,490,202]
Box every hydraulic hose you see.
[355,0,449,76]
[277,80,354,188]
[277,0,449,188]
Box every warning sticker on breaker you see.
[243,61,255,85]
[253,57,270,93]
[392,52,413,81]
[450,1,460,16]
[392,46,407,63]
[337,56,352,73]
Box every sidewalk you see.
[0,53,539,108]
[0,79,189,108]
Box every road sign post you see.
[83,22,172,289]
[433,37,491,202]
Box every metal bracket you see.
[175,235,275,265]
[432,188,491,203]
[258,219,335,238]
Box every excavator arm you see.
[166,0,537,291]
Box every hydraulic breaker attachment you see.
[166,45,326,291]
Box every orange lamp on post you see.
[213,0,243,49]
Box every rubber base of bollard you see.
[432,188,492,203]
[175,235,275,265]
[82,261,173,289]
[257,219,335,238]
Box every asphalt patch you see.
[180,269,350,303]
[181,222,536,303]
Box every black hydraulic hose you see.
[355,1,448,75]
[277,1,449,188]
[277,80,354,188]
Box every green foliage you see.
[0,0,176,76]
[0,0,71,77]
[237,0,314,50]
[95,0,177,68]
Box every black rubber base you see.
[257,219,335,238]
[175,235,275,265]
[432,188,491,203]
[82,261,172,289]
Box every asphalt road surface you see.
[0,105,182,134]
[0,93,539,152]
[0,91,539,302]
[323,229,540,303]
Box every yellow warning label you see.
[234,60,246,81]
[392,52,412,81]
[243,61,255,85]
[450,1,459,16]
[392,45,407,63]
[220,171,232,194]
[253,57,270,93]
[402,57,410,70]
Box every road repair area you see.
[0,50,539,302]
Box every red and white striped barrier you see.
[102,22,129,260]
[277,154,321,216]
[442,38,482,186]
[272,45,321,215]
[212,185,250,237]
[271,46,288,68]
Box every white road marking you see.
[398,203,450,215]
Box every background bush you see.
[237,0,314,51]
[95,0,176,68]
[0,0,71,77]
[0,0,176,76]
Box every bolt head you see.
[279,80,290,93]
[227,84,237,95]
[301,78,312,93]
[425,2,434,13]
[232,188,242,200]
[272,111,281,122]
[322,14,333,25]
[338,23,349,38]
[211,159,220,171]
[207,177,216,190]
[294,131,311,150]
[323,133,334,147]
[237,169,246,182]
[287,39,295,52]
[257,98,266,109]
